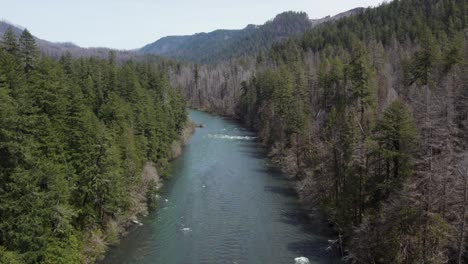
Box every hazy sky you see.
[1,0,386,50]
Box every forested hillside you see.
[141,10,362,64]
[0,27,187,263]
[169,0,468,262]
[140,11,312,64]
[162,9,364,116]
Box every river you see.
[101,110,339,264]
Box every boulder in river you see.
[294,256,310,264]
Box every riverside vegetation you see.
[0,28,187,263]
[0,0,466,263]
[165,0,467,262]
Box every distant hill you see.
[139,9,363,64]
[0,8,363,64]
[0,20,137,61]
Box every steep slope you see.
[140,9,362,64]
[167,0,467,262]
[0,27,188,263]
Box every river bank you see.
[126,119,197,228]
[85,119,196,263]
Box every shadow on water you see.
[287,239,336,262]
[264,185,298,198]
[281,207,342,263]
[237,143,268,160]
[252,167,289,182]
[262,169,342,262]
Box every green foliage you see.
[0,29,187,263]
[407,26,440,86]
[0,246,24,264]
[141,11,313,64]
[240,64,310,146]
[347,39,373,107]
[238,0,463,261]
[375,100,417,179]
[18,29,38,73]
[146,179,159,211]
[443,31,464,72]
[370,100,418,205]
[42,234,82,264]
[2,27,19,56]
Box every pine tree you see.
[18,29,38,73]
[408,26,439,86]
[374,100,417,195]
[2,26,19,56]
[348,39,373,119]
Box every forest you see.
[167,0,467,262]
[0,0,466,263]
[0,28,187,263]
[140,11,314,64]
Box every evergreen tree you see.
[373,100,417,198]
[18,29,38,73]
[407,26,439,86]
[2,26,19,56]
[348,39,373,119]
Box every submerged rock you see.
[294,257,310,264]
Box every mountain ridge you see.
[140,8,364,63]
[0,20,138,61]
[1,8,363,64]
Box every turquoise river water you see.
[101,110,339,264]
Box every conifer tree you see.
[374,100,417,194]
[18,29,38,73]
[2,26,19,56]
[408,26,439,86]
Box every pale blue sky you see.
[1,0,386,50]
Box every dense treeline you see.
[163,9,365,110]
[0,27,187,263]
[162,10,361,112]
[239,0,467,262]
[170,0,467,262]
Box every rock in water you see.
[294,257,310,264]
